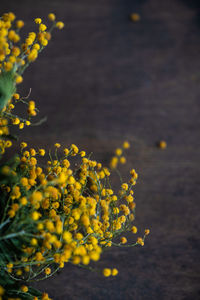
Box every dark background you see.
[1,0,200,299]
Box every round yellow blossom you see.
[145,229,150,235]
[103,268,111,277]
[31,238,38,246]
[63,231,72,243]
[16,75,23,84]
[80,151,86,157]
[56,21,64,29]
[39,23,47,32]
[158,140,167,149]
[30,148,36,156]
[5,140,12,148]
[20,197,27,206]
[123,141,130,149]
[35,18,42,24]
[39,149,45,156]
[130,13,140,22]
[120,237,127,244]
[13,118,20,125]
[121,183,128,191]
[25,37,34,46]
[131,226,137,234]
[29,157,37,166]
[33,43,40,50]
[28,49,38,61]
[54,143,61,148]
[21,285,28,293]
[7,263,13,269]
[64,148,69,155]
[111,268,118,276]
[4,61,13,71]
[120,156,126,164]
[44,267,51,275]
[20,177,29,186]
[31,211,40,221]
[82,255,90,265]
[48,13,56,21]
[115,148,122,156]
[72,256,81,265]
[19,122,24,129]
[16,19,24,28]
[13,93,20,100]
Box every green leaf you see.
[0,71,16,111]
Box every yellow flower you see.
[82,255,90,265]
[12,118,20,125]
[56,21,64,29]
[28,49,38,62]
[4,61,13,71]
[48,13,56,21]
[44,267,51,275]
[39,149,45,156]
[54,143,61,148]
[115,148,122,156]
[71,144,79,154]
[131,226,137,234]
[110,156,118,169]
[130,13,140,22]
[120,156,126,164]
[21,285,28,293]
[16,19,24,28]
[158,140,167,149]
[19,122,24,129]
[111,268,118,276]
[145,229,150,235]
[39,23,47,32]
[8,209,15,218]
[31,211,40,221]
[64,148,69,155]
[20,177,29,186]
[80,151,86,157]
[30,148,36,156]
[35,18,42,24]
[137,237,144,246]
[20,197,27,206]
[31,238,38,246]
[63,231,72,243]
[120,237,127,244]
[123,141,130,149]
[103,268,111,277]
[121,183,128,191]
[16,75,23,84]
[13,93,20,100]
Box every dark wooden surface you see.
[1,0,200,299]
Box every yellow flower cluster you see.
[0,12,149,300]
[0,12,64,156]
[0,93,38,154]
[0,12,64,80]
[0,141,149,287]
[110,141,130,169]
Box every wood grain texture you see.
[1,0,200,299]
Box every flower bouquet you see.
[0,12,149,300]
